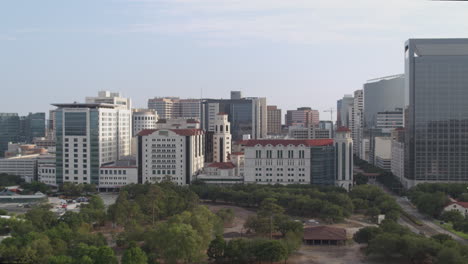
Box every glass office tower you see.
[405,39,468,186]
[0,113,20,157]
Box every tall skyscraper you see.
[267,105,282,135]
[363,75,405,129]
[0,113,20,157]
[351,90,364,155]
[404,39,468,187]
[285,107,320,127]
[336,95,353,128]
[201,92,267,140]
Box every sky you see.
[1,0,468,120]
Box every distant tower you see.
[335,127,353,191]
[213,113,231,163]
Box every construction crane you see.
[324,108,336,122]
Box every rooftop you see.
[137,129,204,137]
[244,139,333,147]
[207,162,236,170]
[303,226,347,241]
[51,103,118,109]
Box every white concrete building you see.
[0,155,38,183]
[53,103,132,185]
[374,137,392,171]
[335,127,353,191]
[99,161,138,191]
[391,140,405,181]
[360,138,370,162]
[86,91,132,110]
[213,113,231,163]
[244,139,336,186]
[352,90,364,155]
[148,97,201,120]
[137,129,204,185]
[132,109,158,137]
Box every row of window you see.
[255,179,306,182]
[255,150,305,159]
[65,138,86,142]
[255,167,305,171]
[100,170,128,175]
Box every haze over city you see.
[2,0,468,117]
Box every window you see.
[256,150,262,158]
[266,150,272,159]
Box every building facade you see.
[53,103,131,185]
[334,127,353,191]
[213,113,231,163]
[267,105,282,135]
[243,139,337,186]
[405,39,468,187]
[132,109,158,137]
[147,97,201,120]
[285,107,319,127]
[137,129,204,185]
[201,92,267,140]
[0,113,20,157]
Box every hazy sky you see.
[1,0,468,120]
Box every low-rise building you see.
[443,201,468,217]
[374,137,392,171]
[156,118,200,130]
[0,155,40,182]
[98,160,138,191]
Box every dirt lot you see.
[204,203,256,238]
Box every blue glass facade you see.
[310,146,336,185]
[55,110,63,184]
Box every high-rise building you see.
[0,113,20,157]
[267,105,282,135]
[376,109,403,131]
[364,75,405,129]
[335,127,353,191]
[201,92,267,140]
[147,97,201,120]
[336,95,353,128]
[137,129,205,185]
[20,112,46,142]
[351,90,364,155]
[53,103,132,185]
[404,39,468,187]
[132,109,158,137]
[285,107,320,127]
[213,113,231,163]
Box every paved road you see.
[373,182,468,244]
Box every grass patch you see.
[434,221,468,239]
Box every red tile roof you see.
[244,139,333,147]
[447,201,468,209]
[137,129,204,137]
[303,226,347,241]
[208,162,236,169]
[231,152,244,155]
[336,126,351,133]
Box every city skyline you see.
[2,0,468,117]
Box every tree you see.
[216,208,235,225]
[207,235,226,262]
[146,222,203,264]
[355,173,369,185]
[25,207,57,231]
[440,210,464,224]
[122,246,148,264]
[436,247,465,264]
[353,227,382,244]
[366,233,401,257]
[431,234,453,244]
[252,239,287,263]
[94,246,118,264]
[224,239,252,264]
